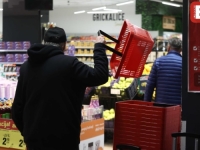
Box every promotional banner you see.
[188,0,200,92]
[0,118,104,150]
[0,119,25,150]
[79,119,104,150]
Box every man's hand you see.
[95,36,105,44]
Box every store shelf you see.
[0,50,27,52]
[75,54,112,57]
[75,47,94,49]
[0,62,24,64]
[75,54,93,56]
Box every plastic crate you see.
[99,96,122,110]
[113,100,181,150]
[105,119,115,141]
[97,79,138,100]
[125,78,139,100]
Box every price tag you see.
[0,128,11,148]
[110,88,121,95]
[10,130,26,150]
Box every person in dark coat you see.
[11,27,108,150]
[144,37,182,105]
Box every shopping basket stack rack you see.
[98,19,154,79]
[113,100,181,150]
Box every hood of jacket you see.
[27,44,64,64]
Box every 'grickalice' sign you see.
[93,13,125,21]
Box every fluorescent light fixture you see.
[0,8,3,11]
[92,6,106,11]
[87,11,119,14]
[74,10,85,14]
[104,8,122,12]
[162,2,181,7]
[116,1,134,6]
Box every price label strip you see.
[0,128,11,148]
[9,130,26,150]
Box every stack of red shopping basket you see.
[113,100,181,150]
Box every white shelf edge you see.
[75,47,94,49]
[0,62,24,64]
[0,50,27,52]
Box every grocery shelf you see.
[75,47,94,49]
[75,54,93,56]
[0,50,27,52]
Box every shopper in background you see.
[11,27,108,150]
[144,37,182,105]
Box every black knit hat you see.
[44,27,67,44]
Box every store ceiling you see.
[53,0,183,8]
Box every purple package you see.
[0,54,6,58]
[23,58,28,62]
[67,45,75,56]
[15,42,23,50]
[0,58,5,61]
[15,54,22,58]
[15,58,23,62]
[6,54,14,58]
[23,41,31,50]
[7,59,15,62]
[6,42,15,50]
[0,42,6,49]
[23,54,29,58]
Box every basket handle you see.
[98,30,122,57]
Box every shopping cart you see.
[98,20,154,79]
[172,132,200,150]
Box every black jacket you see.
[11,43,108,149]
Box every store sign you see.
[93,13,125,21]
[79,119,104,150]
[162,16,176,30]
[188,1,200,92]
[190,1,200,23]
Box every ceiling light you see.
[104,8,122,12]
[0,8,3,11]
[162,2,181,7]
[92,6,106,11]
[74,10,85,14]
[87,11,119,14]
[116,1,134,6]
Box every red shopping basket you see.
[98,20,154,78]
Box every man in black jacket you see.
[11,27,108,150]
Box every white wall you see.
[49,4,142,36]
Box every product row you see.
[0,41,31,50]
[0,53,29,62]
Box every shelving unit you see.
[0,49,28,78]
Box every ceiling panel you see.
[53,0,136,7]
[53,0,182,8]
